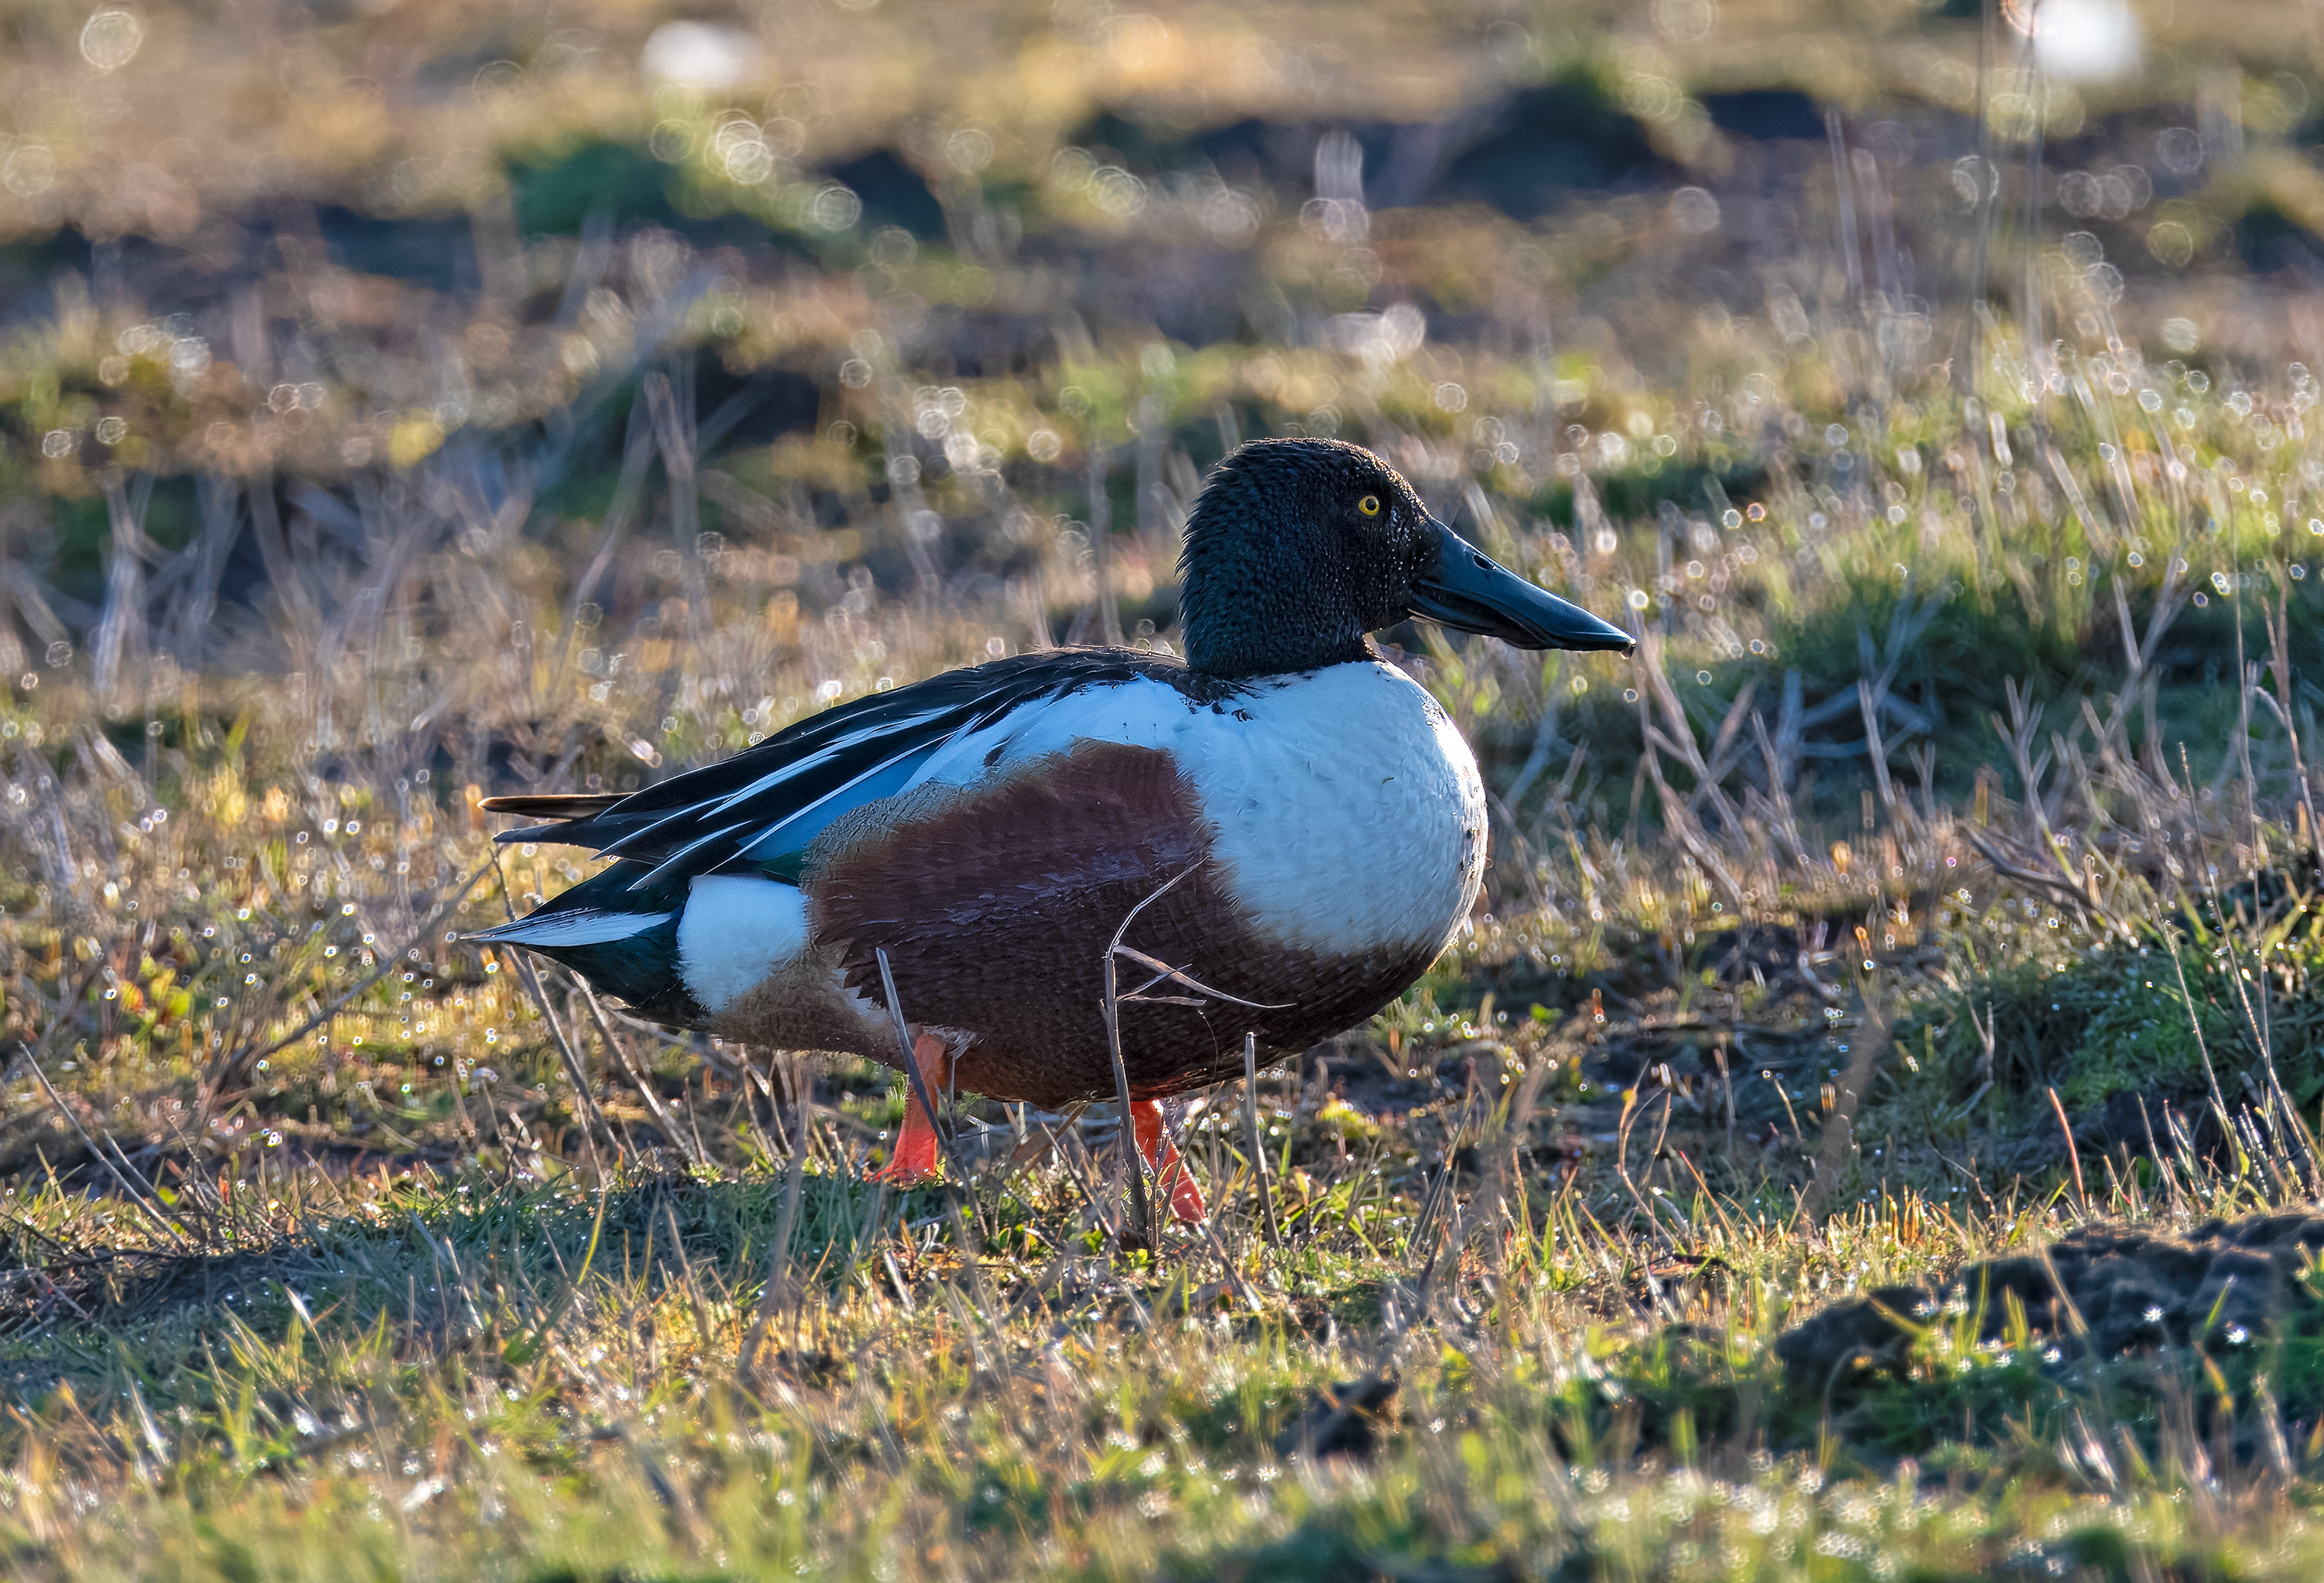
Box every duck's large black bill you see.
[1406,520,1636,654]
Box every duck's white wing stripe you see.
[735,749,935,849]
[628,734,958,890]
[905,675,1197,789]
[696,705,957,819]
[594,705,967,862]
[621,819,759,891]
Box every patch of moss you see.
[1312,1097,1384,1149]
[1910,905,2324,1114]
[507,140,679,236]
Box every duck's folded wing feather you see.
[486,650,1179,892]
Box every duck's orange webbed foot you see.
[1129,1100,1208,1224]
[872,1034,951,1186]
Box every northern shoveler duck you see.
[478,438,1632,1219]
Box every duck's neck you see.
[1178,547,1375,680]
[1181,616,1376,680]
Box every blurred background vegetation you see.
[0,0,2315,757]
[0,0,2315,802]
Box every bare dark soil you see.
[1779,1212,2324,1401]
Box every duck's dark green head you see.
[1177,438,1635,679]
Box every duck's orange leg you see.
[1129,1100,1208,1224]
[874,1034,951,1186]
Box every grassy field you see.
[12,0,2324,1577]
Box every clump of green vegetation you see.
[1906,893,2324,1121]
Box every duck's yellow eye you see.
[1357,493,1381,517]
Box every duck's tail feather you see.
[472,907,676,947]
[480,792,627,821]
[466,878,700,1023]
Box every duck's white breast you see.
[1179,663,1487,957]
[913,660,1487,960]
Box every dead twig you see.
[11,1043,187,1250]
[201,852,498,1113]
[1241,1033,1283,1247]
[1098,864,1255,1247]
[872,946,988,1243]
[2047,1086,2089,1221]
[573,976,707,1169]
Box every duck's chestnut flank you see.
[476,438,1634,1217]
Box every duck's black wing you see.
[482,648,1193,893]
